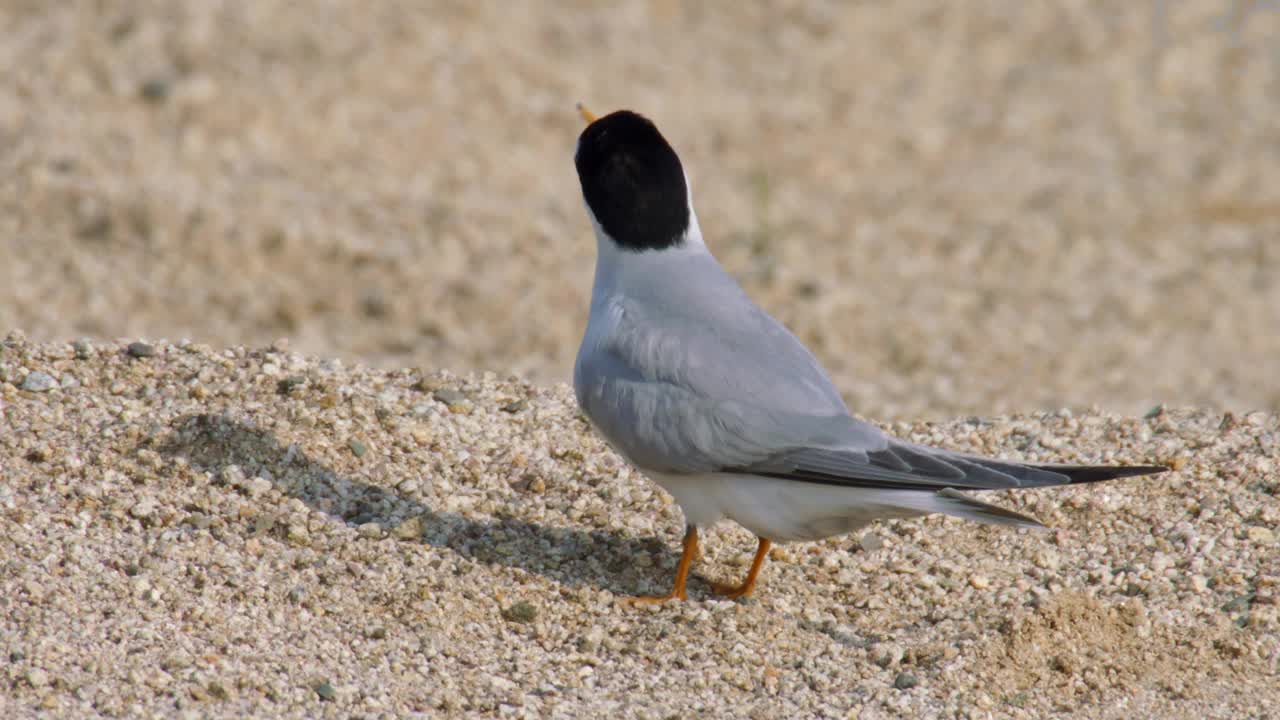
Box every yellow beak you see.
[576,102,598,125]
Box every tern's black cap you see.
[575,110,690,252]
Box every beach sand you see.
[2,2,1278,717]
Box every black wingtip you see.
[1035,464,1170,485]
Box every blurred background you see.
[1,1,1277,419]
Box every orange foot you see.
[708,579,754,600]
[709,537,772,601]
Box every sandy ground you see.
[1,337,1277,718]
[2,1,1279,419]
[2,1,1279,718]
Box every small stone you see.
[21,372,57,392]
[139,77,171,103]
[433,388,467,407]
[1190,574,1209,593]
[413,374,442,392]
[72,338,93,359]
[1033,550,1060,571]
[510,475,547,493]
[394,515,424,540]
[314,682,336,701]
[287,524,311,546]
[969,575,991,590]
[207,681,229,700]
[578,628,605,653]
[859,533,885,552]
[357,522,383,539]
[10,650,25,662]
[489,675,517,693]
[1222,594,1254,612]
[1144,404,1165,419]
[26,668,50,688]
[25,446,51,463]
[502,601,538,624]
[252,515,276,536]
[1246,526,1275,545]
[501,399,527,413]
[127,341,155,358]
[277,375,307,395]
[248,476,274,497]
[1150,552,1171,573]
[130,500,157,520]
[368,626,387,640]
[348,438,367,457]
[893,672,918,690]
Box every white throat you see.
[584,173,709,297]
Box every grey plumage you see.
[571,110,1167,597]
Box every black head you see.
[574,110,690,252]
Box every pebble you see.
[248,476,274,497]
[71,338,93,359]
[26,668,50,688]
[969,575,991,590]
[393,515,424,540]
[314,682,336,701]
[126,342,156,358]
[139,77,171,103]
[1246,527,1275,545]
[357,522,383,538]
[502,602,538,624]
[287,524,311,546]
[1034,550,1061,571]
[21,372,57,392]
[348,438,368,457]
[859,533,885,552]
[578,628,606,653]
[433,388,468,408]
[130,500,157,520]
[894,672,919,690]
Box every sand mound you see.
[2,337,1275,718]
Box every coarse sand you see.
[2,2,1279,718]
[1,336,1277,718]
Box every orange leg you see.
[630,526,698,603]
[710,537,772,600]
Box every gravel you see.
[19,372,57,393]
[2,2,1278,717]
[1,336,1276,718]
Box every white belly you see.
[646,472,936,543]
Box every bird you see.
[570,104,1167,603]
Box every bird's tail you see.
[925,462,1168,530]
[1023,463,1169,485]
[931,488,1047,529]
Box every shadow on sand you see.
[156,413,688,597]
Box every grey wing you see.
[734,439,1169,490]
[575,288,1165,488]
[578,340,1165,488]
